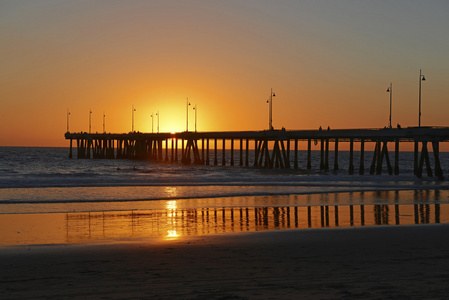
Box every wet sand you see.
[2,225,449,299]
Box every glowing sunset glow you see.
[1,1,449,146]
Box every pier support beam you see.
[165,139,169,161]
[245,139,249,167]
[320,139,324,170]
[383,142,393,175]
[394,139,400,175]
[201,139,205,164]
[181,139,185,163]
[294,139,298,169]
[214,139,218,166]
[158,139,163,161]
[359,139,365,175]
[206,139,210,165]
[171,138,175,162]
[254,140,259,167]
[76,139,81,158]
[69,139,73,158]
[417,141,433,178]
[324,139,329,171]
[182,139,202,165]
[334,139,339,171]
[432,141,444,180]
[370,141,379,175]
[348,138,354,175]
[281,140,290,168]
[222,139,226,166]
[239,139,243,166]
[414,141,419,175]
[175,139,178,162]
[86,139,92,159]
[307,139,312,170]
[230,139,234,166]
[370,140,393,175]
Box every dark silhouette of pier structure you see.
[65,127,449,179]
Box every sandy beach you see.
[2,224,449,299]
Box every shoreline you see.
[2,225,449,299]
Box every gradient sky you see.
[1,0,449,147]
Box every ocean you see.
[1,147,449,245]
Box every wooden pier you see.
[65,127,449,179]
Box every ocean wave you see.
[1,182,449,205]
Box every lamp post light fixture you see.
[193,104,197,132]
[103,111,106,133]
[66,109,70,133]
[418,69,426,127]
[89,109,92,134]
[132,105,136,132]
[156,110,159,133]
[186,97,191,132]
[266,88,276,130]
[386,83,392,128]
[151,113,154,133]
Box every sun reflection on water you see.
[165,200,180,239]
[166,230,179,239]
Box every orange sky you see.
[1,1,449,147]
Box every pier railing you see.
[65,127,449,179]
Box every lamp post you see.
[193,105,197,132]
[132,105,136,132]
[156,110,159,133]
[386,83,392,128]
[66,109,70,133]
[151,113,154,133]
[89,109,92,134]
[186,97,191,132]
[418,69,426,127]
[103,111,106,133]
[266,88,276,130]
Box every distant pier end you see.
[65,127,449,180]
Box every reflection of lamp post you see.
[186,97,191,132]
[418,69,426,127]
[386,83,392,128]
[103,111,106,133]
[156,110,159,133]
[66,109,70,132]
[193,105,197,132]
[132,105,136,132]
[151,113,154,133]
[266,88,276,130]
[89,109,92,133]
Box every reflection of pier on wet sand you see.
[1,190,447,246]
[62,203,448,244]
